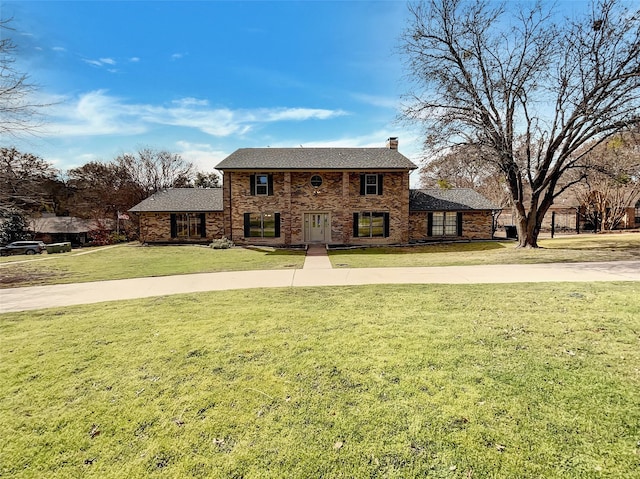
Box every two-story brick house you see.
[215,137,417,246]
[130,138,499,245]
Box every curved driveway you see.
[2,260,640,313]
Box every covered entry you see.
[304,212,331,243]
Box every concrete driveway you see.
[2,260,640,313]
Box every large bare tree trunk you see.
[401,0,640,251]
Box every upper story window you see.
[250,174,273,196]
[310,175,323,188]
[359,173,383,195]
[255,174,269,195]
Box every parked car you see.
[0,241,47,256]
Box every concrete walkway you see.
[1,245,640,313]
[303,244,332,269]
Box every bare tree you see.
[419,144,511,208]
[0,18,48,137]
[575,130,640,230]
[0,147,59,214]
[192,171,222,188]
[401,0,640,247]
[115,148,195,198]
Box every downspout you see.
[228,171,232,240]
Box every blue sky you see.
[5,0,422,176]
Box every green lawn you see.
[2,283,639,478]
[329,233,640,268]
[0,244,305,288]
[1,234,639,288]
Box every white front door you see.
[305,213,330,243]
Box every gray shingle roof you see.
[410,188,500,211]
[129,188,223,212]
[215,148,418,170]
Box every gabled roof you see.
[410,188,500,211]
[215,148,418,171]
[129,188,224,213]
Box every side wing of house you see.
[129,188,224,243]
[408,189,499,241]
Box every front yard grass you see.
[0,244,305,288]
[1,282,638,478]
[329,233,640,268]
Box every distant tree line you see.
[0,146,221,242]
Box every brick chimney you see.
[386,137,399,150]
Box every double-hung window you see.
[244,212,280,238]
[359,174,383,195]
[428,212,462,236]
[250,174,273,196]
[255,174,269,195]
[635,200,640,224]
[353,212,389,238]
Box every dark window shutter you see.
[378,174,384,195]
[170,214,177,238]
[268,174,274,196]
[250,175,256,195]
[274,213,281,238]
[353,213,359,237]
[457,212,463,236]
[384,212,390,237]
[427,213,433,237]
[359,174,366,195]
[244,213,251,237]
[200,213,206,238]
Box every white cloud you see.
[82,57,118,69]
[171,53,185,60]
[83,59,104,67]
[43,90,147,137]
[52,46,66,52]
[129,57,140,63]
[260,108,348,122]
[351,93,400,110]
[172,97,210,107]
[175,141,229,171]
[39,90,348,140]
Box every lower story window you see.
[171,213,205,238]
[429,212,461,236]
[635,201,640,224]
[244,212,280,238]
[353,211,389,238]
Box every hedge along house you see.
[129,188,224,243]
[214,138,419,246]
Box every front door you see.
[305,213,330,243]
